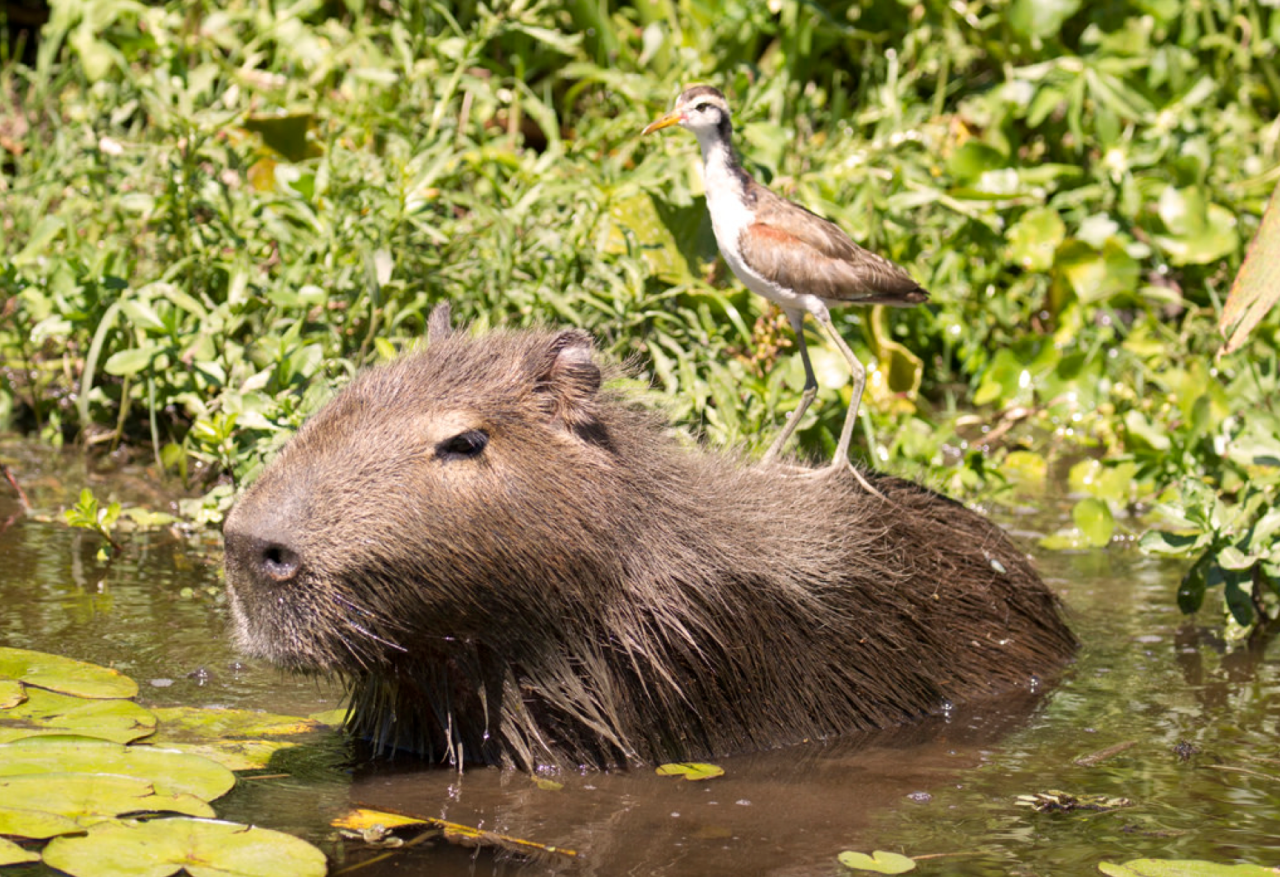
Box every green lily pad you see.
[1099,859,1280,877]
[0,774,214,829]
[655,762,725,781]
[0,737,235,801]
[0,804,82,840]
[308,708,349,727]
[0,647,138,699]
[0,679,26,708]
[152,739,300,772]
[0,688,156,744]
[149,706,326,738]
[42,817,328,877]
[838,849,917,873]
[0,836,40,865]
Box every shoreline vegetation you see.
[2,0,1278,630]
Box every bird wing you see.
[741,185,929,307]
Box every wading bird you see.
[643,86,928,474]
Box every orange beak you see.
[641,110,684,136]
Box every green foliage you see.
[2,1,1279,625]
[62,487,122,555]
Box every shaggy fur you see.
[223,305,1076,771]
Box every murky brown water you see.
[3,438,1279,875]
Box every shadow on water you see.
[3,438,1280,875]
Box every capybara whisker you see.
[223,303,1076,771]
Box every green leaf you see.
[837,850,917,873]
[0,738,235,802]
[1007,207,1066,271]
[0,688,156,744]
[0,837,40,865]
[1072,498,1116,547]
[0,648,138,699]
[1098,859,1280,877]
[42,817,328,877]
[654,762,725,781]
[0,774,214,829]
[1177,553,1211,614]
[104,346,161,377]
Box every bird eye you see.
[695,102,711,112]
[437,429,488,461]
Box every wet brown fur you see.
[223,306,1076,771]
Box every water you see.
[2,439,1279,875]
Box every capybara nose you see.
[226,530,302,586]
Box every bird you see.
[642,85,929,475]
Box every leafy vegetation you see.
[1,1,1278,629]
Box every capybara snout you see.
[224,303,1076,770]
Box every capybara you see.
[223,303,1076,771]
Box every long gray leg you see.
[815,312,866,471]
[761,309,818,464]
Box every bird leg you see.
[761,310,817,464]
[815,312,866,470]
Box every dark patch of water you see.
[3,440,1279,875]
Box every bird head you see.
[642,86,732,139]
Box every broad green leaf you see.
[0,804,82,840]
[152,739,299,772]
[42,817,328,877]
[0,738,235,801]
[1153,187,1240,266]
[149,706,326,738]
[0,689,155,744]
[1007,207,1066,271]
[0,836,40,865]
[0,774,214,827]
[1001,450,1047,489]
[1073,498,1116,547]
[0,679,26,708]
[837,850,917,873]
[0,648,138,699]
[655,762,725,781]
[1007,0,1079,39]
[242,112,316,163]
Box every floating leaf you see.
[42,817,328,877]
[0,689,155,744]
[838,849,917,873]
[0,647,138,699]
[149,706,326,738]
[655,762,725,781]
[0,837,40,865]
[0,738,235,801]
[0,679,26,708]
[155,739,300,772]
[333,808,429,831]
[1099,859,1280,877]
[0,774,214,829]
[0,804,82,840]
[332,809,577,859]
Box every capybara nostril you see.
[259,542,300,583]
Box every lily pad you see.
[1072,498,1116,548]
[152,738,300,772]
[333,808,578,859]
[0,773,214,829]
[0,679,26,708]
[0,688,156,744]
[655,762,725,781]
[149,706,326,738]
[0,804,83,840]
[0,737,235,801]
[0,647,138,699]
[838,849,917,873]
[42,817,328,877]
[0,836,40,865]
[1099,860,1280,877]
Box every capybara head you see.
[224,304,1076,770]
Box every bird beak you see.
[642,110,684,136]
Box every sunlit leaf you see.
[1072,498,1116,547]
[0,773,214,828]
[1007,207,1066,271]
[0,689,155,744]
[837,849,917,874]
[0,648,138,699]
[1099,859,1280,877]
[1220,182,1280,355]
[42,817,328,877]
[0,738,235,801]
[655,762,725,781]
[0,837,40,865]
[0,679,26,708]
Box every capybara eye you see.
[436,429,488,461]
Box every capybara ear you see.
[536,330,602,431]
[427,302,453,343]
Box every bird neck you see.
[693,122,749,199]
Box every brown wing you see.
[742,184,929,307]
